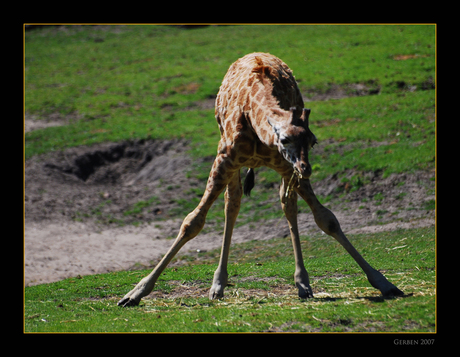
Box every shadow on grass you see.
[305,292,414,304]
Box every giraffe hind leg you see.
[209,173,242,299]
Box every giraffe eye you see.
[280,138,291,145]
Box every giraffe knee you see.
[179,210,206,241]
[314,207,341,236]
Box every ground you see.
[24,137,435,286]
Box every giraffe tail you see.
[243,168,255,197]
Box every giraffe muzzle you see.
[294,161,311,179]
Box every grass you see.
[24,226,435,333]
[25,24,435,164]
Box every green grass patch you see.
[24,226,435,333]
[25,24,435,162]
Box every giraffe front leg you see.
[118,208,206,307]
[118,155,232,307]
[280,177,313,299]
[296,179,404,298]
[209,172,242,299]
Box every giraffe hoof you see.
[382,286,404,298]
[296,283,314,299]
[118,297,140,307]
[209,284,225,300]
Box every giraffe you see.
[118,52,403,307]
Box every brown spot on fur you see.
[237,88,247,106]
[237,78,247,91]
[225,146,237,161]
[213,182,225,192]
[251,57,276,81]
[256,143,272,157]
[238,142,253,155]
[252,56,264,71]
[251,84,259,98]
[273,156,283,167]
[255,90,265,104]
[224,120,232,134]
[220,93,227,108]
[212,170,223,181]
[247,75,255,88]
[259,127,267,140]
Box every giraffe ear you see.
[301,108,311,128]
[289,107,299,126]
[267,116,281,136]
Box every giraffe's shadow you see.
[303,292,413,303]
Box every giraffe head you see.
[268,107,317,179]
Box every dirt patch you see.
[312,168,435,225]
[302,78,434,102]
[24,139,435,286]
[25,112,83,133]
[303,82,381,102]
[25,138,196,226]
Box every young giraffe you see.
[118,52,403,307]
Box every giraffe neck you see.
[246,101,289,148]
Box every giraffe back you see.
[214,53,305,176]
[215,52,304,131]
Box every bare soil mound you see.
[25,138,196,226]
